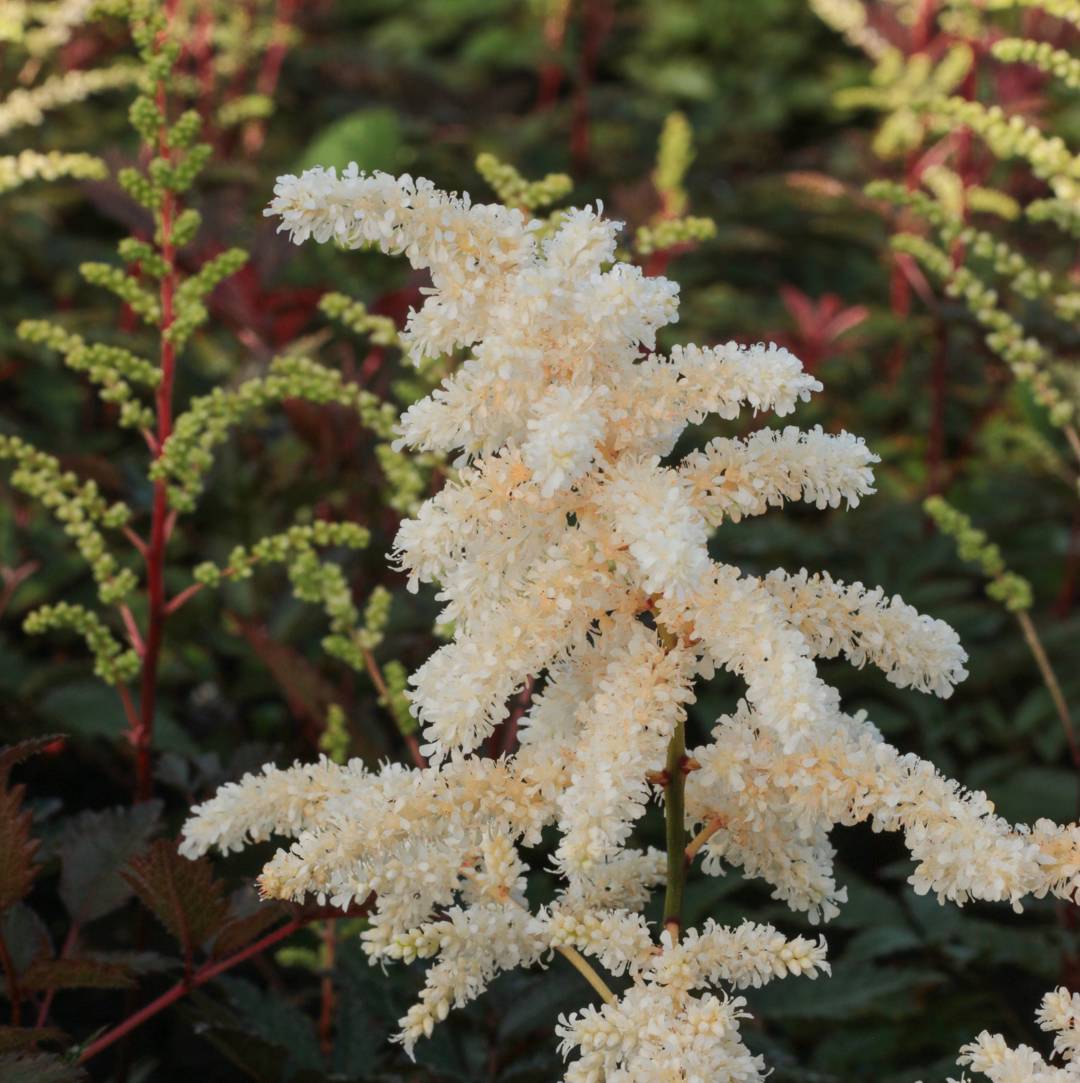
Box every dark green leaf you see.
[842,925,922,963]
[55,800,162,924]
[988,766,1079,825]
[332,940,399,1074]
[38,683,196,756]
[216,976,323,1074]
[296,108,405,174]
[749,962,944,1021]
[0,904,52,973]
[189,1019,291,1083]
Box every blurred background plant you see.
[2,0,1080,1080]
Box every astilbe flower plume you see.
[936,986,1080,1082]
[182,166,1080,1080]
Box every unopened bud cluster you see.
[925,496,1033,612]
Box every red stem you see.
[0,560,38,620]
[122,526,147,558]
[120,604,145,655]
[0,931,21,1025]
[535,1,569,110]
[1054,513,1079,619]
[363,648,427,768]
[133,40,180,804]
[242,0,298,155]
[912,0,937,51]
[77,917,303,1065]
[118,685,141,739]
[165,581,204,615]
[927,320,948,494]
[254,0,297,97]
[317,920,337,1056]
[570,0,613,169]
[35,923,79,1028]
[500,677,533,757]
[193,1,216,127]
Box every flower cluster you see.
[941,987,1080,1082]
[822,8,1080,438]
[0,434,135,604]
[0,148,106,195]
[0,62,138,138]
[181,168,1079,1079]
[992,36,1080,90]
[924,496,1033,613]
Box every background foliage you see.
[2,1,1079,1080]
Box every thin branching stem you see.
[364,646,427,768]
[1065,424,1080,469]
[1015,610,1079,769]
[317,919,337,1055]
[498,886,617,1005]
[556,944,617,1005]
[133,6,181,803]
[78,916,304,1064]
[35,921,79,1027]
[0,930,21,1025]
[685,815,726,865]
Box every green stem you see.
[662,718,686,942]
[556,944,616,1005]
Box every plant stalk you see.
[662,718,687,943]
[685,815,725,865]
[555,944,616,1005]
[0,931,21,1025]
[132,16,180,804]
[1015,610,1079,770]
[1065,424,1080,471]
[317,919,337,1056]
[78,917,303,1064]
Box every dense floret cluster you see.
[181,168,1080,1080]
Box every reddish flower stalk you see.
[129,3,181,804]
[927,321,948,494]
[0,931,22,1025]
[0,560,38,621]
[363,648,427,769]
[643,248,674,279]
[912,0,937,52]
[243,0,299,156]
[192,0,216,128]
[35,922,80,1028]
[535,0,570,110]
[570,0,613,169]
[317,919,337,1056]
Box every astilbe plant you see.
[813,0,1080,929]
[953,985,1080,1081]
[4,0,412,802]
[175,165,1080,1080]
[813,0,1080,469]
[0,6,440,1070]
